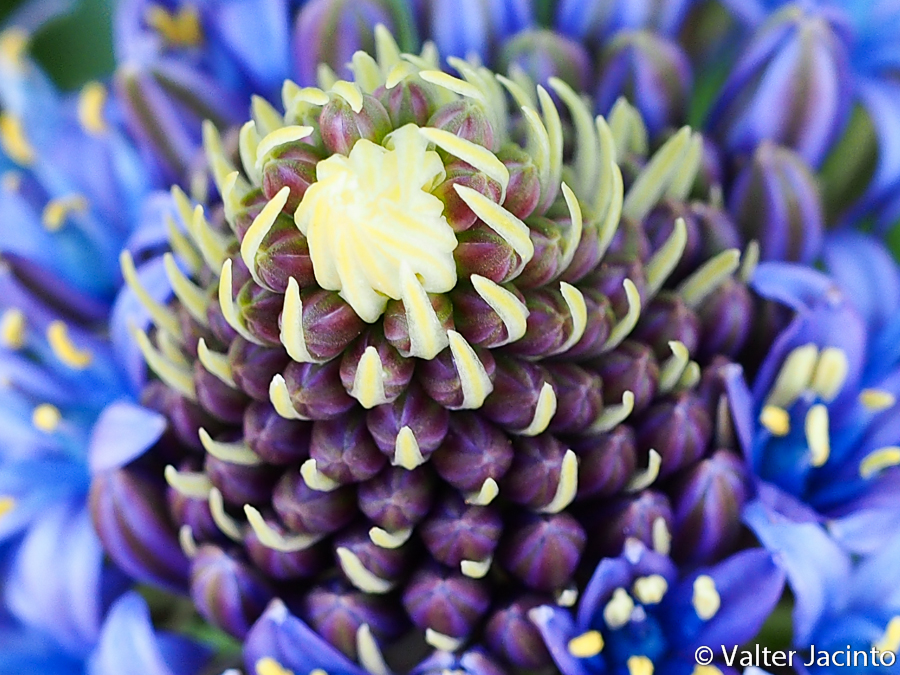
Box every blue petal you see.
[88,401,166,474]
[529,605,590,675]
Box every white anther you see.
[336,547,395,594]
[300,459,341,492]
[199,428,261,466]
[244,505,321,552]
[536,449,578,514]
[626,450,661,493]
[392,427,425,470]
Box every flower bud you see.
[167,465,222,543]
[632,292,700,357]
[727,141,824,263]
[572,425,638,499]
[503,435,573,511]
[584,257,647,317]
[453,222,523,284]
[417,345,496,410]
[194,360,249,424]
[261,143,320,216]
[643,201,703,282]
[451,282,527,348]
[228,339,290,402]
[244,513,329,579]
[237,280,283,346]
[431,413,513,492]
[506,287,582,358]
[90,467,189,592]
[635,392,712,477]
[484,596,553,668]
[432,160,503,232]
[402,563,491,638]
[564,289,614,359]
[191,544,274,639]
[383,294,454,357]
[592,340,659,414]
[357,465,435,532]
[243,400,312,465]
[376,81,435,128]
[310,414,386,484]
[283,359,356,420]
[142,380,221,452]
[366,383,450,463]
[272,471,356,535]
[253,222,316,293]
[335,524,411,588]
[696,278,754,359]
[670,449,749,565]
[340,327,414,404]
[419,493,502,569]
[514,217,572,289]
[428,100,495,150]
[207,290,240,348]
[319,94,392,156]
[498,512,585,591]
[204,451,279,507]
[498,145,541,220]
[546,363,604,434]
[579,490,673,559]
[499,29,591,92]
[482,357,551,433]
[292,287,367,362]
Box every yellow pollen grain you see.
[1,308,25,349]
[876,617,900,654]
[32,403,61,432]
[254,657,295,675]
[633,574,668,604]
[145,4,203,46]
[759,405,790,436]
[859,447,900,479]
[567,630,604,658]
[805,404,830,467]
[42,195,88,231]
[860,389,896,412]
[627,655,654,675]
[0,496,15,520]
[46,321,93,369]
[692,575,720,620]
[78,82,108,135]
[603,587,635,629]
[693,667,723,675]
[0,29,28,69]
[0,113,34,165]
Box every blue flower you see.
[531,539,785,675]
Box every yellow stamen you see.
[144,4,203,47]
[46,321,93,369]
[692,575,720,620]
[254,658,295,675]
[78,82,108,134]
[0,496,15,520]
[1,309,25,349]
[567,630,604,658]
[32,403,61,432]
[603,588,635,629]
[759,405,790,436]
[860,388,896,412]
[652,516,671,555]
[805,404,830,467]
[810,347,848,402]
[0,113,34,165]
[627,655,654,675]
[766,344,818,409]
[693,667,723,675]
[42,194,88,231]
[875,617,900,654]
[633,575,668,605]
[859,446,900,479]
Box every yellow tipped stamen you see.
[244,504,320,553]
[460,556,492,579]
[760,405,790,436]
[859,446,900,479]
[198,428,261,466]
[144,4,203,46]
[519,382,557,436]
[860,388,896,412]
[253,125,313,174]
[164,465,212,499]
[603,588,635,630]
[602,279,642,352]
[805,404,830,467]
[47,321,93,369]
[1,309,25,349]
[120,250,183,340]
[557,586,579,607]
[164,254,209,326]
[659,340,690,394]
[810,347,849,402]
[470,274,529,346]
[350,51,381,92]
[188,204,228,270]
[537,449,578,514]
[465,477,499,506]
[42,194,88,231]
[875,616,900,654]
[548,79,600,199]
[0,113,34,165]
[268,373,309,421]
[554,282,588,355]
[369,526,413,549]
[251,95,286,137]
[299,458,340,492]
[692,575,720,620]
[241,186,290,286]
[652,517,672,555]
[627,656,654,675]
[133,327,196,400]
[336,546,395,594]
[356,624,391,675]
[351,346,390,409]
[766,343,819,409]
[398,263,449,360]
[196,338,234,387]
[677,249,741,310]
[218,259,265,346]
[591,390,635,433]
[623,126,692,222]
[78,82,108,134]
[645,217,688,298]
[419,70,487,103]
[255,658,295,675]
[424,629,463,652]
[0,496,15,520]
[392,427,425,470]
[567,630,604,658]
[626,450,661,493]
[208,487,242,542]
[453,184,532,265]
[447,330,493,410]
[330,80,364,113]
[633,575,669,605]
[421,128,509,200]
[279,277,318,362]
[32,404,61,433]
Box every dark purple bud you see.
[191,544,274,639]
[90,468,189,592]
[635,392,712,477]
[498,512,585,591]
[592,340,659,414]
[334,524,410,588]
[194,360,248,424]
[451,282,527,348]
[319,94,392,156]
[261,143,320,215]
[366,383,449,462]
[643,201,703,283]
[499,29,591,92]
[310,414,386,484]
[514,217,570,289]
[417,344,496,410]
[302,579,408,659]
[454,222,522,284]
[293,287,367,362]
[383,294,454,358]
[691,202,742,261]
[596,30,692,138]
[696,278,754,359]
[167,468,222,543]
[670,449,749,565]
[176,305,217,360]
[272,471,356,535]
[499,145,541,220]
[207,287,241,346]
[632,292,700,358]
[579,490,673,559]
[545,363,604,434]
[571,425,638,499]
[484,596,553,668]
[604,216,652,261]
[561,221,603,284]
[482,357,552,433]
[402,564,491,638]
[432,160,503,232]
[229,187,268,241]
[243,400,312,465]
[431,413,513,492]
[244,513,329,579]
[228,338,290,402]
[376,81,435,128]
[357,465,435,532]
[563,289,614,359]
[340,327,414,404]
[237,281,283,347]
[584,257,647,317]
[142,380,221,452]
[204,451,279,507]
[505,287,580,358]
[728,141,824,263]
[419,493,502,569]
[254,224,317,293]
[283,359,356,420]
[503,435,573,511]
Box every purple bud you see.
[293,287,366,362]
[319,94,392,156]
[272,471,356,535]
[635,392,712,477]
[237,281,283,347]
[498,512,585,591]
[167,465,222,543]
[563,289,614,359]
[632,292,700,358]
[366,383,449,462]
[545,363,604,434]
[696,278,754,359]
[357,465,435,532]
[310,414,386,484]
[643,201,703,282]
[244,400,312,465]
[499,29,591,92]
[302,579,408,659]
[194,360,248,424]
[484,596,553,668]
[579,490,673,559]
[90,468,189,592]
[452,282,527,348]
[571,425,638,499]
[402,564,491,638]
[692,202,742,262]
[261,143,320,215]
[376,81,435,128]
[229,187,268,241]
[340,327,414,404]
[228,338,290,402]
[454,222,523,284]
[254,224,317,293]
[670,449,749,565]
[244,513,329,579]
[417,344,496,410]
[514,217,570,289]
[505,287,580,358]
[432,160,503,232]
[334,524,411,586]
[482,357,552,433]
[499,145,541,220]
[204,450,279,507]
[419,493,502,569]
[142,380,221,452]
[431,413,513,492]
[383,294,454,358]
[727,141,824,263]
[584,257,647,317]
[592,340,660,414]
[502,435,572,511]
[191,544,274,639]
[283,359,356,420]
